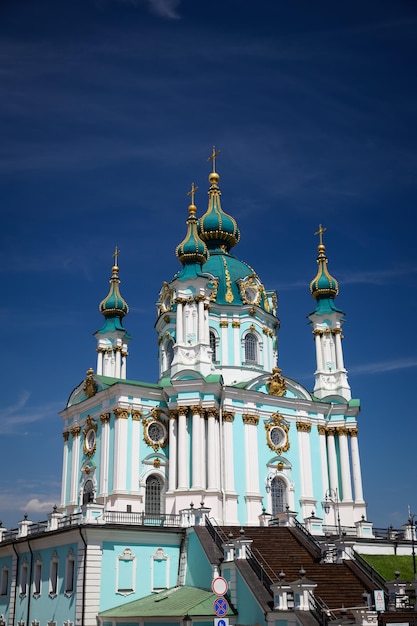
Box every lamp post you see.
[323,488,342,539]
[408,510,416,581]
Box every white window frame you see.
[116,548,136,596]
[243,330,260,364]
[0,566,9,596]
[151,547,170,591]
[64,550,75,596]
[33,557,42,597]
[49,552,59,597]
[20,559,29,597]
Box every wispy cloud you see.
[340,266,417,286]
[22,498,58,515]
[0,397,62,435]
[146,0,180,19]
[349,357,417,376]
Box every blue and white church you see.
[0,155,390,626]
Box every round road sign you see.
[212,576,228,596]
[214,596,229,617]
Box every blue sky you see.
[1,0,416,530]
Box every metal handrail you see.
[246,545,274,595]
[351,549,388,590]
[293,518,322,556]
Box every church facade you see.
[0,156,375,626]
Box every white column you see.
[232,320,240,366]
[61,432,69,506]
[176,300,184,343]
[334,328,345,369]
[115,346,122,378]
[96,349,103,376]
[200,412,207,490]
[243,414,259,493]
[297,424,307,497]
[223,412,235,492]
[98,413,110,498]
[327,429,339,493]
[168,412,177,492]
[314,331,324,370]
[206,409,219,490]
[197,298,205,343]
[130,410,141,494]
[113,408,129,492]
[177,408,189,490]
[121,348,127,379]
[297,423,313,498]
[337,427,352,501]
[220,320,229,365]
[191,405,202,489]
[349,429,364,502]
[318,425,329,495]
[69,426,81,505]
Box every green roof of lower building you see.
[99,585,236,618]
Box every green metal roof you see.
[99,585,236,618]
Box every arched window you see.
[83,479,94,505]
[49,553,58,596]
[271,476,286,516]
[166,341,174,370]
[145,475,163,516]
[209,331,217,362]
[245,333,257,363]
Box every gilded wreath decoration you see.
[142,412,168,452]
[265,412,290,454]
[82,415,98,457]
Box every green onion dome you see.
[99,254,129,319]
[310,242,339,301]
[176,201,208,267]
[198,170,240,252]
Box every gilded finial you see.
[112,245,120,267]
[314,224,327,247]
[187,182,198,204]
[207,145,221,173]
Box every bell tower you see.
[308,225,351,401]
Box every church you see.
[0,153,405,626]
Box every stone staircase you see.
[216,525,381,615]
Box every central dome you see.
[204,249,271,312]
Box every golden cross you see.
[314,224,327,246]
[113,245,120,266]
[207,145,221,172]
[187,182,199,204]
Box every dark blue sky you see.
[1,0,416,529]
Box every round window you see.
[147,422,165,443]
[85,429,96,451]
[270,427,285,448]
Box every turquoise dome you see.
[203,249,270,312]
[310,243,338,301]
[99,263,129,319]
[176,202,208,267]
[198,171,240,252]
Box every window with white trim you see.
[271,476,286,516]
[145,475,162,515]
[166,340,174,370]
[82,478,94,504]
[209,330,217,362]
[0,566,9,596]
[33,557,42,596]
[49,552,58,596]
[244,332,258,363]
[116,548,135,595]
[65,550,75,595]
[20,559,28,596]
